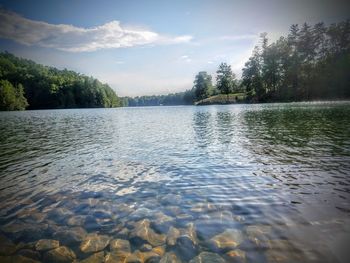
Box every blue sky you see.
[0,0,349,96]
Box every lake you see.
[0,102,349,263]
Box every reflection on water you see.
[0,102,349,262]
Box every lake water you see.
[0,102,349,263]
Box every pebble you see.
[80,234,110,253]
[35,239,59,251]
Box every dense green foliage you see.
[123,90,195,106]
[216,63,238,97]
[0,80,28,110]
[0,52,122,110]
[242,21,350,102]
[193,71,213,100]
[189,20,350,105]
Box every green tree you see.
[0,80,28,110]
[193,71,212,101]
[216,63,236,101]
[242,46,263,101]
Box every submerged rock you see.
[116,227,130,238]
[179,223,198,245]
[210,229,244,250]
[104,252,129,263]
[80,234,110,253]
[245,225,271,248]
[134,250,160,262]
[160,252,182,263]
[43,246,76,263]
[174,236,197,261]
[139,244,152,252]
[46,208,73,223]
[130,219,166,246]
[152,246,165,257]
[175,214,193,221]
[206,211,234,223]
[67,215,85,226]
[115,204,134,218]
[129,208,153,220]
[16,249,41,261]
[124,252,142,263]
[1,221,48,242]
[165,206,181,217]
[154,211,173,224]
[110,239,131,255]
[173,223,198,261]
[190,202,216,213]
[167,226,180,246]
[53,227,87,246]
[0,234,17,256]
[189,252,225,263]
[160,194,182,206]
[0,255,41,263]
[35,239,59,251]
[79,251,105,263]
[265,240,304,263]
[83,216,100,232]
[226,249,246,263]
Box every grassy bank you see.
[195,93,246,105]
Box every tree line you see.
[121,90,195,107]
[192,20,350,103]
[242,20,350,102]
[0,52,122,110]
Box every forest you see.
[191,20,350,103]
[0,52,122,110]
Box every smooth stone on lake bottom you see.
[129,219,166,246]
[104,252,130,263]
[109,238,131,254]
[134,250,161,262]
[129,207,153,220]
[226,249,246,263]
[210,229,244,250]
[43,246,76,263]
[245,225,271,247]
[139,243,153,252]
[160,252,182,263]
[79,251,105,263]
[152,246,165,257]
[0,255,41,263]
[179,223,198,245]
[167,226,180,246]
[16,249,41,261]
[53,227,87,245]
[67,215,85,226]
[35,239,59,251]
[80,234,110,253]
[0,234,17,255]
[189,252,226,263]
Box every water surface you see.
[0,102,350,262]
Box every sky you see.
[0,0,349,97]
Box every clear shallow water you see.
[0,102,350,262]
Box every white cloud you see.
[0,9,192,52]
[179,55,192,63]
